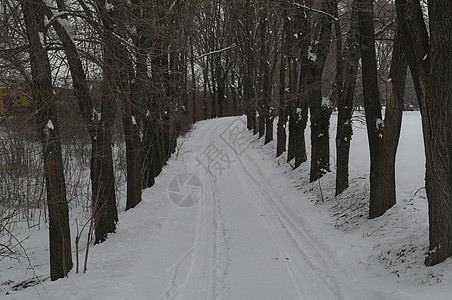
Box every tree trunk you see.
[23,0,73,280]
[258,15,268,140]
[308,74,331,181]
[230,70,238,116]
[306,0,335,182]
[135,47,155,189]
[286,58,299,162]
[286,5,311,168]
[47,0,119,244]
[91,127,117,244]
[91,0,123,242]
[277,29,287,157]
[191,41,197,123]
[398,0,452,266]
[358,0,388,218]
[335,1,359,195]
[357,0,406,218]
[424,2,452,264]
[210,61,217,118]
[202,61,209,119]
[244,0,257,132]
[244,69,256,131]
[216,64,226,118]
[122,76,142,211]
[263,30,274,146]
[113,1,143,211]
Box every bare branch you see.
[196,43,236,60]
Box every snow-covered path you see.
[166,118,343,299]
[8,116,451,299]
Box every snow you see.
[38,32,45,48]
[321,96,331,108]
[105,1,114,12]
[4,112,452,299]
[308,46,317,62]
[91,108,101,121]
[376,117,384,130]
[57,17,73,41]
[44,0,75,44]
[128,25,137,35]
[46,119,54,130]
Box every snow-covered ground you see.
[2,112,452,299]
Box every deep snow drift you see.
[2,112,452,299]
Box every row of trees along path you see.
[2,0,450,280]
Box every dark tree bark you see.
[358,0,407,218]
[91,0,124,243]
[335,1,360,195]
[395,0,428,105]
[202,60,209,119]
[397,0,452,265]
[276,20,287,157]
[150,43,167,178]
[243,0,257,132]
[257,15,267,140]
[230,70,239,116]
[46,1,114,242]
[423,0,452,266]
[210,59,217,119]
[307,0,335,182]
[286,7,308,167]
[91,126,117,243]
[135,44,156,189]
[46,0,119,243]
[216,63,227,118]
[22,0,72,280]
[191,40,197,123]
[122,72,142,211]
[358,0,386,218]
[110,0,143,211]
[141,35,167,188]
[262,18,273,145]
[307,71,330,182]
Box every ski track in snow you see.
[160,120,231,300]
[232,148,343,299]
[161,118,345,299]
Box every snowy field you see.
[2,111,452,299]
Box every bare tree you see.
[276,8,288,157]
[21,0,72,280]
[357,0,407,218]
[396,0,452,266]
[335,0,360,195]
